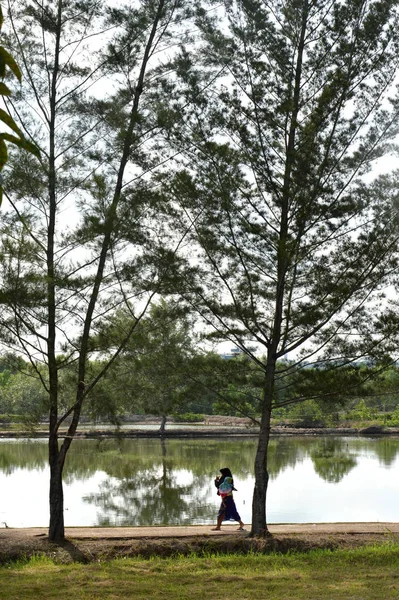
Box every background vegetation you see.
[2,342,399,431]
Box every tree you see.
[164,0,399,535]
[0,0,191,541]
[93,299,199,433]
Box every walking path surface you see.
[2,522,399,541]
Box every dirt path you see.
[2,522,399,540]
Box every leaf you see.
[0,137,8,170]
[0,47,22,82]
[0,6,39,172]
[0,54,5,79]
[0,81,11,96]
[0,133,20,144]
[0,108,22,136]
[0,133,41,159]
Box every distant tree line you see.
[2,301,399,430]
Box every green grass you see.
[2,544,399,599]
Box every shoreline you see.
[1,425,398,439]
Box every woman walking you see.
[212,467,245,531]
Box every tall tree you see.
[93,299,197,433]
[0,0,191,541]
[164,0,399,535]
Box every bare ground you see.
[1,524,399,564]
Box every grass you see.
[1,544,399,600]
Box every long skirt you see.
[217,495,241,522]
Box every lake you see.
[1,435,399,528]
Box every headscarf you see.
[220,468,233,478]
[219,467,237,490]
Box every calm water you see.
[1,435,399,528]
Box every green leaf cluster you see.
[0,4,39,204]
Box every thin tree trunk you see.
[159,414,167,435]
[48,439,65,541]
[47,0,62,542]
[251,358,274,536]
[48,464,64,541]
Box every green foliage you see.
[346,399,377,422]
[0,370,48,423]
[0,348,398,429]
[0,0,195,502]
[213,383,259,417]
[171,413,204,423]
[89,299,200,423]
[0,413,24,423]
[183,351,262,420]
[0,0,196,435]
[385,405,399,427]
[287,399,327,428]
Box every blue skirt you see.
[217,495,241,522]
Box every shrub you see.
[172,413,204,423]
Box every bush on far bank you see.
[171,413,204,423]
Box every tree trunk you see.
[47,0,62,543]
[48,440,65,541]
[48,382,85,541]
[159,414,167,435]
[250,362,274,536]
[251,426,270,536]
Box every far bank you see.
[1,414,399,438]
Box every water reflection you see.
[1,435,399,527]
[84,441,214,526]
[310,438,357,483]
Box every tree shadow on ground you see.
[2,531,399,564]
[57,538,91,563]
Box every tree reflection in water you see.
[84,439,214,526]
[310,438,357,483]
